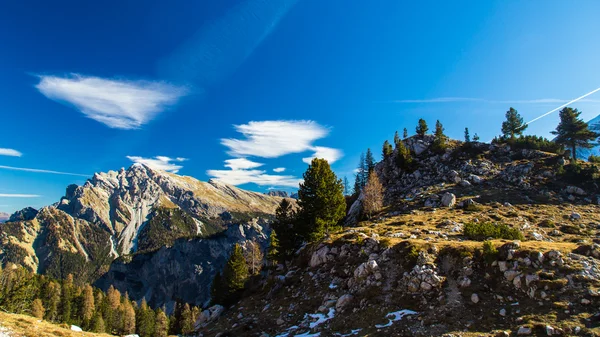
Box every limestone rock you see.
[441,193,456,208]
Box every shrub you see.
[482,240,498,263]
[463,222,524,241]
[492,135,564,154]
[589,155,600,163]
[380,237,393,249]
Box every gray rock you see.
[441,192,456,207]
[471,293,479,303]
[517,326,532,335]
[336,294,354,310]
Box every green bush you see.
[492,135,564,154]
[482,240,498,263]
[463,222,524,241]
[589,155,600,163]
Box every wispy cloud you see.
[221,120,339,158]
[0,165,89,177]
[0,194,40,198]
[224,158,263,170]
[273,167,286,173]
[302,146,343,165]
[126,156,187,173]
[392,97,600,104]
[35,74,187,129]
[0,148,22,157]
[207,167,301,188]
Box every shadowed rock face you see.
[96,220,270,308]
[0,164,290,286]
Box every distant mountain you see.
[577,114,600,160]
[0,164,289,304]
[266,190,289,198]
[0,212,9,223]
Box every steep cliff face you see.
[96,219,269,308]
[0,164,290,284]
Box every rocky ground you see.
[196,139,600,336]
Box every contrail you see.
[0,165,89,177]
[526,87,600,125]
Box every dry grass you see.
[0,312,111,337]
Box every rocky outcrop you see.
[8,207,38,222]
[266,190,289,198]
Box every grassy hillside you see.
[0,312,112,337]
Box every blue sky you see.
[1,0,600,213]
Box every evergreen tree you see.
[136,298,155,337]
[81,284,95,328]
[551,107,599,159]
[91,312,105,333]
[154,308,169,337]
[353,153,366,194]
[298,158,346,242]
[343,176,350,195]
[395,139,413,170]
[362,171,384,219]
[432,120,448,152]
[382,140,393,159]
[394,131,400,146]
[210,273,225,305]
[365,148,375,175]
[267,229,280,266]
[403,127,408,139]
[501,107,527,139]
[223,244,249,297]
[60,274,74,323]
[473,133,480,142]
[180,303,194,336]
[31,298,45,319]
[105,285,122,333]
[272,198,297,259]
[416,119,428,137]
[464,127,470,142]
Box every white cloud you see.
[207,168,301,188]
[224,158,263,170]
[302,146,343,164]
[36,74,187,129]
[273,167,286,173]
[221,120,331,158]
[0,165,89,177]
[126,156,187,173]
[0,194,40,198]
[0,148,22,157]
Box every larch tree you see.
[121,297,136,335]
[416,119,428,137]
[551,107,599,159]
[81,284,95,327]
[136,298,155,337]
[45,281,61,322]
[180,304,195,335]
[298,158,346,242]
[244,239,264,275]
[155,308,169,337]
[91,312,105,333]
[31,298,45,319]
[60,274,74,323]
[501,107,527,139]
[362,171,384,219]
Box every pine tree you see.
[267,229,280,266]
[365,148,375,175]
[223,244,249,296]
[210,272,225,305]
[395,140,413,170]
[244,240,264,275]
[394,131,400,146]
[136,298,155,337]
[343,176,350,195]
[91,312,105,333]
[353,153,366,194]
[272,198,297,259]
[501,107,527,139]
[81,284,95,327]
[180,303,194,335]
[432,120,448,152]
[362,171,384,219]
[154,308,169,337]
[403,128,408,139]
[416,119,428,137]
[464,127,470,142]
[551,107,599,159]
[298,158,346,242]
[382,140,393,159]
[31,298,45,319]
[473,133,480,142]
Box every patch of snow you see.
[70,325,83,332]
[193,218,204,235]
[295,333,320,337]
[307,307,335,329]
[109,236,119,258]
[375,309,417,329]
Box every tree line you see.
[0,263,200,336]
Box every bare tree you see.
[363,171,384,219]
[244,240,264,275]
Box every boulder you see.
[335,294,354,310]
[310,246,332,268]
[471,293,479,303]
[440,193,456,208]
[517,326,532,335]
[195,305,225,328]
[354,260,379,279]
